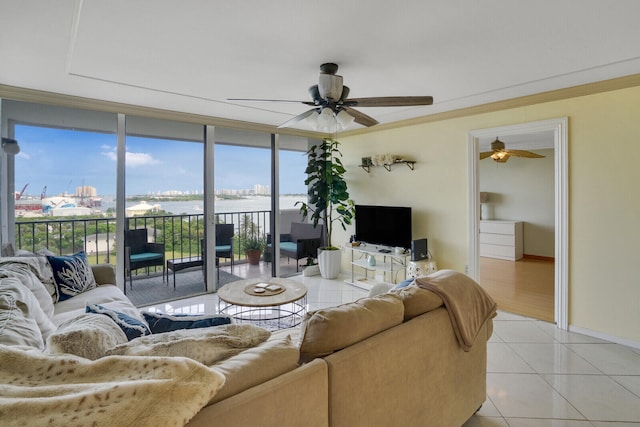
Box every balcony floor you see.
[126,259,304,307]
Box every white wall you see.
[339,85,640,345]
[479,148,555,257]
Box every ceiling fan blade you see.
[342,107,379,127]
[277,109,318,129]
[228,98,315,106]
[344,96,433,107]
[506,150,546,159]
[479,151,494,160]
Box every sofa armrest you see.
[91,264,116,285]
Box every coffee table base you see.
[217,296,307,331]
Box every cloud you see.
[101,149,161,167]
[16,152,30,160]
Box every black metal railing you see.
[15,210,271,276]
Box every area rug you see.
[126,268,241,307]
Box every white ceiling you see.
[1,0,640,135]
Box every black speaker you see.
[411,238,428,261]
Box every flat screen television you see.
[355,205,412,249]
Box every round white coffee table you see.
[217,277,308,330]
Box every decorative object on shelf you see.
[360,159,416,173]
[297,138,355,279]
[361,156,373,166]
[367,254,376,267]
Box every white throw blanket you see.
[0,345,225,427]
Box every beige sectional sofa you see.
[0,256,495,427]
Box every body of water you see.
[101,195,305,215]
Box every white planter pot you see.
[317,248,342,279]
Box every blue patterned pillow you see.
[47,251,97,301]
[86,304,151,340]
[142,312,232,334]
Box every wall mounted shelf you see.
[359,160,416,173]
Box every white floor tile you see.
[492,321,558,344]
[495,311,533,321]
[565,344,640,375]
[509,343,602,374]
[591,422,640,427]
[487,343,535,373]
[503,419,593,426]
[612,376,640,398]
[535,322,612,344]
[487,373,584,419]
[543,374,640,422]
[463,416,509,426]
[475,397,502,417]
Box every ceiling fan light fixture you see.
[305,110,320,130]
[336,109,355,129]
[318,74,343,101]
[317,107,337,132]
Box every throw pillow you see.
[46,313,128,360]
[86,303,151,340]
[298,293,404,362]
[0,257,56,319]
[142,311,233,334]
[105,323,271,366]
[47,251,97,301]
[0,278,57,349]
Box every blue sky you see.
[14,125,308,196]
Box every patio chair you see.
[267,222,322,272]
[124,228,165,289]
[215,223,234,271]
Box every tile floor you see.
[141,274,640,426]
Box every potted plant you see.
[297,138,355,279]
[243,233,265,265]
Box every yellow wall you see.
[338,85,640,344]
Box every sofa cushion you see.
[391,283,444,321]
[105,323,271,366]
[47,251,97,301]
[86,303,151,340]
[142,311,233,333]
[210,334,300,403]
[46,313,128,360]
[0,257,57,318]
[0,278,57,349]
[298,293,404,361]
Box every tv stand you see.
[344,243,409,291]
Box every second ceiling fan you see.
[229,63,434,130]
[480,138,546,163]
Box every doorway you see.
[468,118,568,329]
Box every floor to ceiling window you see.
[124,116,205,305]
[2,100,117,264]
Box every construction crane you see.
[16,183,28,200]
[40,186,47,200]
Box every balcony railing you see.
[14,210,271,274]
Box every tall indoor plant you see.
[297,138,355,279]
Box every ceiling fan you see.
[480,138,546,163]
[228,63,433,130]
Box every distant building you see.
[76,185,97,197]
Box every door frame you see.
[467,117,568,329]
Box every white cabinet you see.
[344,244,410,291]
[479,220,523,261]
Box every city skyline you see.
[14,124,308,197]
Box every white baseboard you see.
[569,324,640,350]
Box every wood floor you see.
[479,256,555,322]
